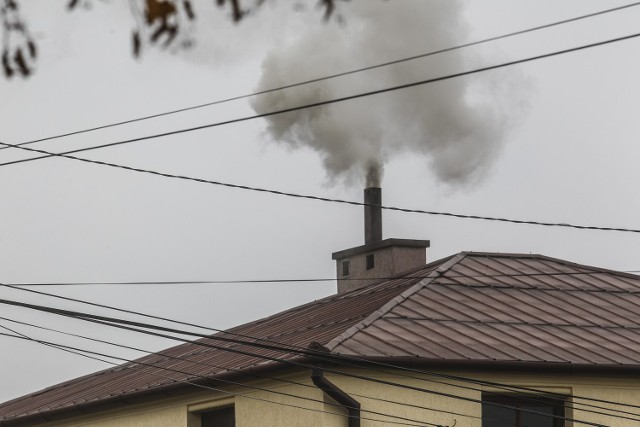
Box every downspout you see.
[311,367,361,427]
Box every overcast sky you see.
[1,0,640,404]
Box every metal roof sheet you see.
[329,252,640,366]
[3,252,640,425]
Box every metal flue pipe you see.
[364,187,382,245]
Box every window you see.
[341,259,350,277]
[366,254,375,270]
[482,394,565,427]
[201,406,235,427]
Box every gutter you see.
[311,367,360,427]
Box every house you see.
[1,189,639,427]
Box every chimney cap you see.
[332,238,430,260]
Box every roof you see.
[2,251,640,424]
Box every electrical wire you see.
[0,315,481,425]
[1,139,639,235]
[6,268,640,287]
[2,1,639,152]
[0,295,625,426]
[0,320,598,427]
[8,313,630,427]
[0,331,444,427]
[4,281,640,418]
[4,30,640,171]
[1,34,639,233]
[2,312,636,425]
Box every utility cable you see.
[11,313,626,427]
[1,139,639,234]
[0,317,596,427]
[4,280,640,418]
[6,269,640,287]
[1,313,635,425]
[3,30,640,170]
[0,332,444,427]
[1,35,640,233]
[2,1,639,152]
[0,315,480,425]
[4,281,640,419]
[0,295,622,426]
[0,332,601,427]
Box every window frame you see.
[482,393,566,427]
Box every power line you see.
[6,269,639,287]
[2,138,639,235]
[2,311,636,425]
[0,332,443,427]
[4,30,640,170]
[0,35,639,233]
[10,278,640,294]
[2,2,639,153]
[0,315,482,425]
[7,317,640,425]
[5,280,640,418]
[0,294,627,426]
[0,313,606,427]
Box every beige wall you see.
[33,369,640,427]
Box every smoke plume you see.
[251,0,521,187]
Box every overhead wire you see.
[0,332,443,427]
[0,34,639,233]
[4,281,640,418]
[0,138,639,234]
[0,293,629,426]
[0,315,481,426]
[2,1,639,152]
[9,313,630,427]
[0,314,602,427]
[0,331,613,427]
[6,268,640,287]
[1,311,635,425]
[3,30,640,170]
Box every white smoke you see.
[251,0,522,187]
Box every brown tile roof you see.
[2,252,640,425]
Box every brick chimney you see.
[332,188,430,293]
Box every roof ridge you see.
[324,252,468,352]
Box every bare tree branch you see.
[1,0,37,78]
[1,0,350,79]
[128,0,195,57]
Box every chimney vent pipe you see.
[364,187,382,245]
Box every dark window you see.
[201,406,235,427]
[341,259,350,277]
[482,394,565,427]
[366,254,375,270]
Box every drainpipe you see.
[311,367,361,427]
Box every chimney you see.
[331,187,430,294]
[364,187,382,244]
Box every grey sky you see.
[1,0,640,403]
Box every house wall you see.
[31,369,640,427]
